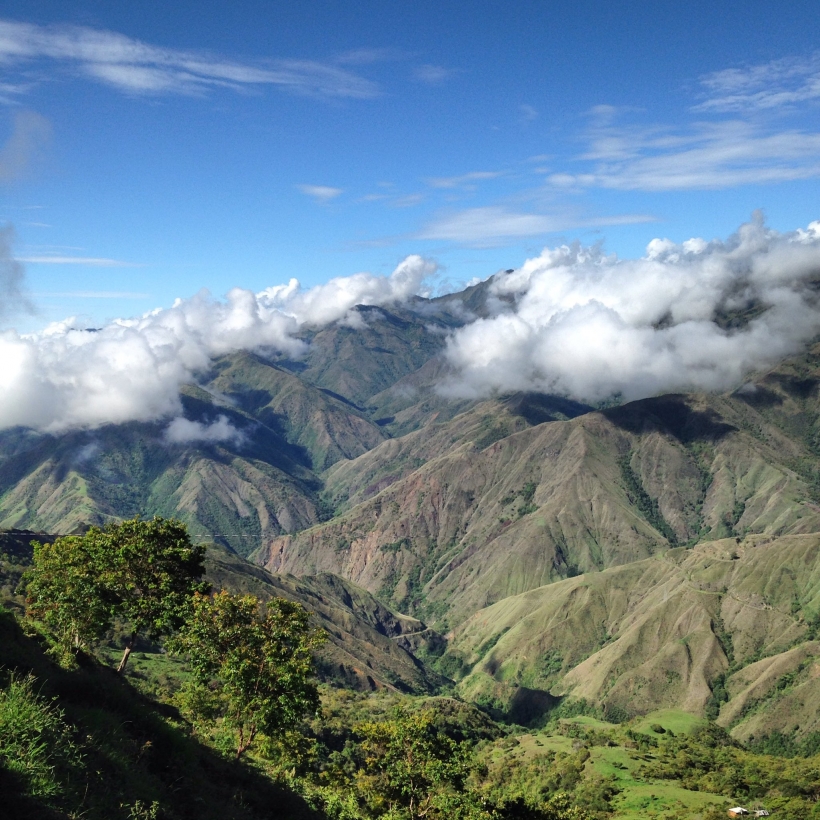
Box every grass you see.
[632,709,707,736]
[478,713,731,820]
[608,779,725,819]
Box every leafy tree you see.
[24,535,115,663]
[171,590,324,759]
[355,707,484,820]
[94,517,208,672]
[25,517,208,672]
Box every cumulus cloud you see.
[0,254,435,433]
[0,19,379,99]
[257,253,437,326]
[164,415,245,446]
[440,215,820,403]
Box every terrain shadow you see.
[603,395,737,443]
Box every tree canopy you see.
[172,590,325,758]
[25,517,208,671]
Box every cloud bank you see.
[441,215,820,403]
[4,219,820,436]
[0,254,436,433]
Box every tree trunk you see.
[117,632,136,674]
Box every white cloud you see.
[35,291,149,298]
[0,19,380,99]
[440,215,820,403]
[413,64,455,84]
[549,65,820,193]
[418,206,654,247]
[696,53,820,112]
[257,253,437,326]
[0,254,435,432]
[297,184,343,203]
[164,414,245,446]
[391,193,425,208]
[561,119,820,191]
[17,255,136,266]
[425,170,503,189]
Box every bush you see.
[0,672,82,799]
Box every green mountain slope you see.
[205,542,446,693]
[0,414,323,555]
[0,531,445,695]
[446,532,820,739]
[255,379,820,627]
[205,351,387,471]
[280,302,466,407]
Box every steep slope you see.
[255,384,820,626]
[205,351,386,470]
[205,544,446,693]
[280,302,464,407]
[0,290,490,542]
[447,533,820,738]
[0,396,323,554]
[0,532,445,695]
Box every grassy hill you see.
[254,378,820,628]
[445,533,820,739]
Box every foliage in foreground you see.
[24,517,208,671]
[0,672,82,800]
[171,589,325,758]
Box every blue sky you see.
[1,0,819,331]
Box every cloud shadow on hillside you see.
[602,396,737,443]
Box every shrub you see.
[0,672,82,799]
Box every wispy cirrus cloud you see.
[418,206,654,247]
[549,119,820,192]
[17,254,137,266]
[425,170,504,189]
[35,290,149,298]
[297,184,343,203]
[520,104,538,122]
[695,53,820,112]
[0,19,380,99]
[543,79,820,193]
[413,64,457,84]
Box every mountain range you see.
[3,275,820,743]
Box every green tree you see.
[25,517,208,672]
[172,590,324,759]
[24,535,115,662]
[355,708,484,820]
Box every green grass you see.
[632,709,707,736]
[608,779,725,819]
[560,715,619,730]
